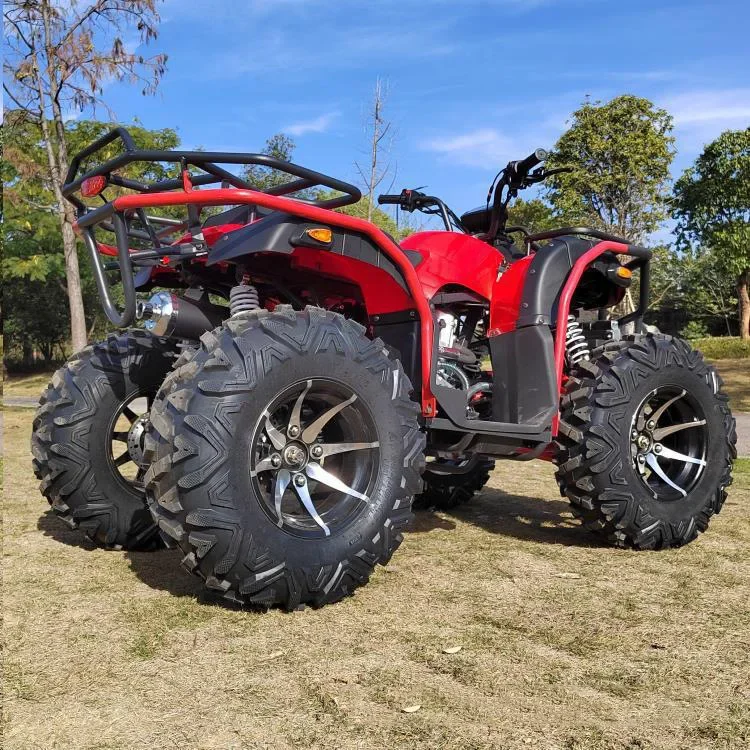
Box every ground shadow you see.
[37,483,601,607]
[125,546,208,599]
[414,487,602,548]
[38,509,99,551]
[37,508,213,602]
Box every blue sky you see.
[98,0,749,232]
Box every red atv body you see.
[31,128,735,609]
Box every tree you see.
[3,116,180,361]
[4,0,167,351]
[337,197,404,239]
[673,128,750,339]
[355,78,394,222]
[546,95,675,242]
[243,133,297,191]
[506,197,558,233]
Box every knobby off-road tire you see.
[555,335,736,549]
[414,458,495,510]
[144,306,425,609]
[32,331,177,549]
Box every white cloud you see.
[423,128,517,168]
[665,89,750,127]
[283,112,340,137]
[660,88,750,156]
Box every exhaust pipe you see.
[136,291,226,339]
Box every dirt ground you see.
[3,407,749,750]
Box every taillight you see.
[81,175,107,197]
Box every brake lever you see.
[539,166,573,179]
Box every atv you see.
[33,129,737,608]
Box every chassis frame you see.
[66,128,652,453]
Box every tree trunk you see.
[737,268,750,340]
[61,215,88,351]
[38,0,88,352]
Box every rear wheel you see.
[32,331,177,549]
[555,335,736,548]
[414,457,495,510]
[145,307,425,609]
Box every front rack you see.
[63,127,363,327]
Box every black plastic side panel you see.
[207,213,320,264]
[517,236,597,327]
[206,212,410,291]
[490,326,557,426]
[372,314,421,393]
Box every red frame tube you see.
[112,189,438,415]
[551,240,631,435]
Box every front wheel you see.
[555,335,736,549]
[145,307,425,609]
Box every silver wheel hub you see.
[630,387,707,500]
[283,443,308,470]
[126,415,150,469]
[251,380,379,538]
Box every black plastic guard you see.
[490,325,557,426]
[517,235,597,327]
[206,212,332,265]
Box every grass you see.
[3,371,54,398]
[693,336,750,360]
[709,358,750,412]
[3,406,750,750]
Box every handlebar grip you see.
[517,148,549,175]
[377,194,402,205]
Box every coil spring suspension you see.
[229,283,260,317]
[565,315,590,365]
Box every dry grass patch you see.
[3,407,749,749]
[710,358,750,411]
[3,372,55,398]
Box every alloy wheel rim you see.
[629,385,708,501]
[108,392,154,488]
[250,379,380,538]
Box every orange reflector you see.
[81,175,107,197]
[616,266,633,279]
[306,227,332,244]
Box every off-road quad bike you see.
[33,129,736,608]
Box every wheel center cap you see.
[127,415,150,468]
[283,442,308,469]
[636,434,652,452]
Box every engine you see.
[434,307,493,420]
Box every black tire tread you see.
[415,459,495,510]
[32,330,176,549]
[555,334,736,549]
[144,306,426,609]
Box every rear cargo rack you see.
[63,126,362,327]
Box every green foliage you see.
[673,128,750,277]
[506,197,558,233]
[4,277,71,364]
[336,196,405,238]
[680,320,709,340]
[673,128,750,338]
[3,113,181,361]
[546,95,675,241]
[242,133,297,191]
[690,337,750,360]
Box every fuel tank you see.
[400,231,500,300]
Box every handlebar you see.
[377,194,402,205]
[516,148,548,176]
